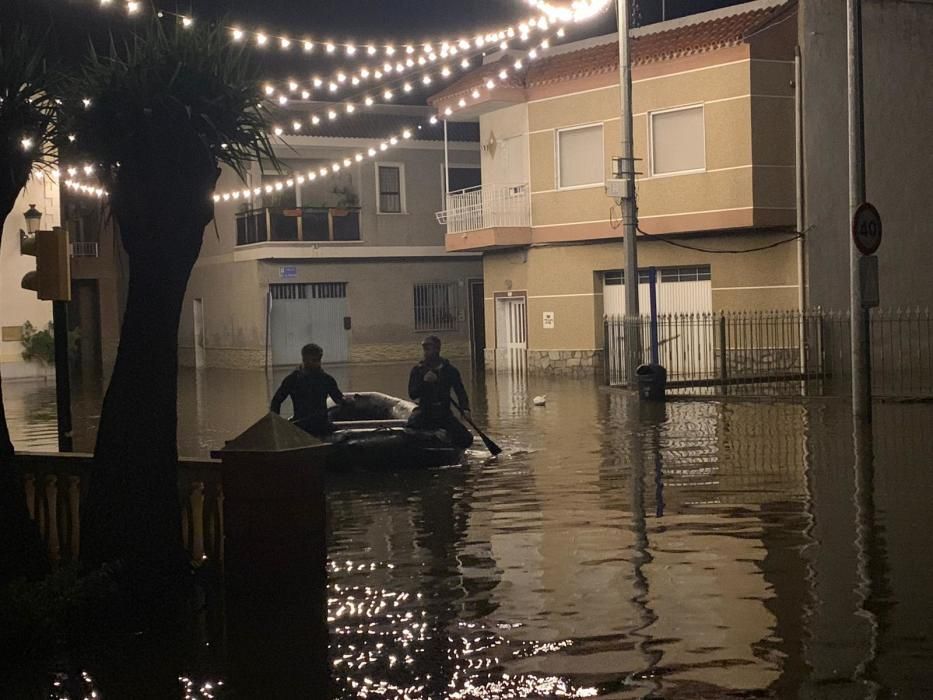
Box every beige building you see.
[431,0,801,375]
[0,175,58,380]
[179,105,483,369]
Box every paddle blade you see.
[481,433,503,456]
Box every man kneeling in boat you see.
[271,343,349,437]
[407,335,474,449]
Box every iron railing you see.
[436,183,531,234]
[235,206,361,246]
[70,241,100,257]
[605,308,933,398]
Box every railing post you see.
[189,481,205,562]
[23,473,36,519]
[719,313,729,395]
[67,475,81,561]
[44,474,60,563]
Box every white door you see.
[271,283,349,366]
[193,299,206,369]
[495,295,527,373]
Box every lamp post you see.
[23,204,73,452]
[617,0,641,386]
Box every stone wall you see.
[484,348,603,376]
[350,340,471,364]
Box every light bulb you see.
[367,45,377,55]
[384,90,394,100]
[444,107,453,116]
[471,89,480,99]
[429,116,438,124]
[273,126,283,136]
[458,98,466,107]
[355,153,364,162]
[301,90,310,99]
[256,33,268,46]
[325,42,336,53]
[328,110,337,120]
[461,59,470,69]
[403,83,412,93]
[181,16,193,28]
[402,129,412,139]
[364,96,374,106]
[279,37,291,49]
[288,81,298,92]
[423,75,432,85]
[346,103,355,113]
[292,121,302,131]
[303,40,314,52]
[232,28,244,41]
[346,44,356,55]
[312,115,321,125]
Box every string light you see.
[212,112,450,202]
[292,27,563,133]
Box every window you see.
[604,266,711,285]
[414,282,459,331]
[557,124,604,189]
[650,105,705,175]
[377,164,405,214]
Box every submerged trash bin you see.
[636,363,667,401]
[211,413,335,697]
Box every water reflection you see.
[7,366,933,697]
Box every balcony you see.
[70,241,100,258]
[436,184,532,252]
[236,206,361,246]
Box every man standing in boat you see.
[407,335,474,449]
[270,343,349,437]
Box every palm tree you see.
[0,21,60,583]
[68,19,276,576]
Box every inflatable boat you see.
[320,392,467,470]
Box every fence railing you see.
[436,183,531,235]
[604,308,933,398]
[17,453,224,566]
[235,206,361,246]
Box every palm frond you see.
[0,22,62,191]
[64,16,280,187]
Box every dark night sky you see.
[13,0,752,95]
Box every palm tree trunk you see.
[0,181,50,584]
[80,216,204,575]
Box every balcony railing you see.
[236,206,361,246]
[436,183,531,235]
[70,241,100,257]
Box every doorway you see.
[469,279,486,368]
[494,293,527,372]
[270,283,350,366]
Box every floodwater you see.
[7,364,933,697]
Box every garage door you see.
[270,283,349,366]
[603,266,712,316]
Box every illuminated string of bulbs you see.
[527,0,612,23]
[212,28,564,202]
[261,24,569,109]
[65,179,108,198]
[268,28,565,136]
[212,124,423,204]
[86,0,599,61]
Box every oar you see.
[451,399,502,456]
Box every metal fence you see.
[604,308,933,398]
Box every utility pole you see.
[847,0,871,421]
[617,0,641,386]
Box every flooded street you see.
[7,365,933,697]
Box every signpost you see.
[280,266,297,279]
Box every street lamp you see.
[24,203,42,234]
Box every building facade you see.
[179,105,483,369]
[0,175,58,380]
[799,0,933,311]
[431,0,801,375]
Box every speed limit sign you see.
[852,202,882,256]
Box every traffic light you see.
[21,226,72,301]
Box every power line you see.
[637,225,808,254]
